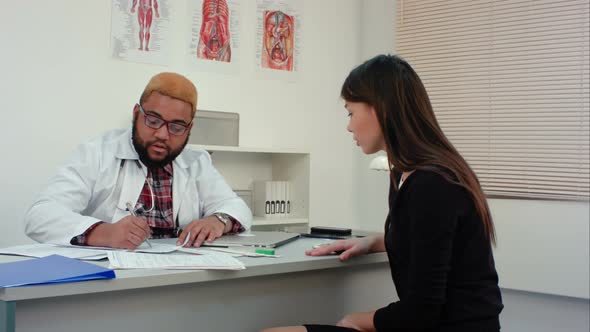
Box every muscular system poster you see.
[111,0,173,65]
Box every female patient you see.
[262,55,503,332]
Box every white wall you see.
[501,289,589,332]
[350,0,395,232]
[491,199,589,298]
[0,0,361,247]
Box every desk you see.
[1,237,393,332]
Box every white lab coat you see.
[24,128,252,245]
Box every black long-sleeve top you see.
[373,169,503,331]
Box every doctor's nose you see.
[154,125,170,140]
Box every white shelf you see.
[188,144,308,154]
[252,217,309,226]
[189,145,311,228]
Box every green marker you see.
[255,248,276,255]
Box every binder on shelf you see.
[285,181,291,217]
[271,181,277,215]
[267,181,274,216]
[253,181,270,218]
[253,180,292,219]
[0,254,115,288]
[279,181,287,218]
[273,181,281,217]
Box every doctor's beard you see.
[131,120,190,169]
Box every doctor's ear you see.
[131,105,140,124]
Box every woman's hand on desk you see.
[305,235,383,261]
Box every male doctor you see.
[24,72,251,250]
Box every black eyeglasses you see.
[138,104,192,136]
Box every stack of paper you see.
[64,242,181,254]
[0,236,194,262]
[0,244,107,260]
[0,255,115,288]
[107,251,245,270]
[63,231,191,254]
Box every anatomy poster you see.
[256,0,302,76]
[187,0,242,74]
[111,0,173,65]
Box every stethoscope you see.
[120,160,155,214]
[119,159,182,235]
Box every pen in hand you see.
[125,202,152,249]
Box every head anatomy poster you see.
[255,0,303,79]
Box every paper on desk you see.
[0,244,107,260]
[63,233,191,254]
[107,251,245,270]
[130,234,191,253]
[0,242,187,262]
[133,242,181,253]
[61,242,181,254]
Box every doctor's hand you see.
[305,235,379,261]
[176,216,229,247]
[336,311,376,332]
[86,216,151,250]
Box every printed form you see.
[107,251,245,270]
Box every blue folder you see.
[0,254,115,288]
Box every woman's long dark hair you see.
[341,54,496,245]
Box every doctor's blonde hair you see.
[140,72,198,117]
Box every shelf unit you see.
[188,144,310,229]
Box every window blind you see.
[396,0,589,200]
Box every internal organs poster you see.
[256,0,302,73]
[188,0,241,73]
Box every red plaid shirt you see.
[135,164,176,238]
[72,162,242,244]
